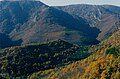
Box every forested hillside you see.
[0,31,119,79]
[0,40,80,78]
[27,30,120,79]
[46,30,120,79]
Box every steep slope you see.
[0,40,79,78]
[0,0,46,34]
[46,30,120,79]
[56,4,120,41]
[0,1,100,48]
[0,0,47,48]
[10,6,100,45]
[101,29,120,46]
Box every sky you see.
[40,0,120,6]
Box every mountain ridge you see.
[0,1,100,48]
[56,4,120,41]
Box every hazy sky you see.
[40,0,120,6]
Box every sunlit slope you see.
[46,30,120,79]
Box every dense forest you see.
[0,39,80,78]
[0,29,119,79]
[45,30,120,79]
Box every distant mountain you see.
[0,0,47,34]
[56,4,120,41]
[0,1,100,48]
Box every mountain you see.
[0,1,100,48]
[56,4,120,41]
[0,0,46,34]
[0,1,120,78]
